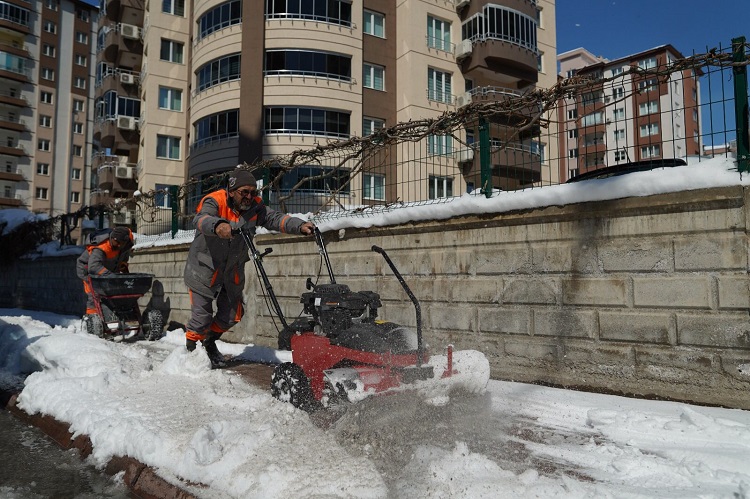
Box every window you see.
[76,32,88,44]
[41,68,54,80]
[72,168,81,180]
[45,0,58,10]
[567,129,577,139]
[428,68,451,103]
[363,63,384,91]
[427,15,450,51]
[73,100,84,112]
[611,67,623,76]
[265,50,351,81]
[581,112,603,126]
[38,139,51,151]
[639,78,658,92]
[43,21,56,33]
[461,4,537,53]
[74,77,86,89]
[363,10,384,37]
[270,165,350,194]
[613,87,624,99]
[73,122,83,134]
[70,191,80,203]
[157,135,181,159]
[427,134,452,156]
[37,163,49,175]
[196,54,241,92]
[159,86,183,111]
[640,123,659,137]
[197,0,242,41]
[537,53,543,72]
[265,0,352,27]
[77,9,89,22]
[639,101,658,115]
[75,55,87,66]
[73,145,82,156]
[39,115,52,127]
[363,173,385,200]
[568,148,578,158]
[614,149,627,161]
[162,0,185,16]
[567,109,577,120]
[193,110,238,147]
[428,175,453,199]
[155,183,172,208]
[612,108,625,120]
[363,117,384,136]
[641,145,660,158]
[264,107,350,138]
[42,44,56,57]
[638,57,657,70]
[160,39,184,63]
[614,129,625,141]
[36,188,48,200]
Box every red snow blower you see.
[237,227,456,411]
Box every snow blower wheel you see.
[143,309,164,341]
[271,362,319,412]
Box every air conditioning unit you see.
[454,39,472,60]
[117,116,136,130]
[112,211,133,224]
[455,148,475,163]
[455,91,472,108]
[120,23,140,40]
[119,73,136,85]
[454,0,470,9]
[115,166,133,179]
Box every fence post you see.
[169,185,179,238]
[733,36,749,173]
[479,118,491,198]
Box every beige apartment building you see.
[557,45,702,182]
[0,0,97,240]
[95,0,556,230]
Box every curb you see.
[2,390,198,499]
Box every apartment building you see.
[94,0,556,230]
[0,0,97,234]
[557,45,702,182]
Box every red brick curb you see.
[2,390,198,499]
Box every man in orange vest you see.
[76,226,134,315]
[183,168,314,367]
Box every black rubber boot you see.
[202,334,226,368]
[186,339,197,352]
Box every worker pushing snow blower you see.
[237,227,490,412]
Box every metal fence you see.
[106,36,750,239]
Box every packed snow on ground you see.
[1,309,749,498]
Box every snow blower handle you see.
[313,227,336,284]
[371,245,425,366]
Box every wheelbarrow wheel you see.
[271,362,320,412]
[143,309,164,341]
[84,314,104,338]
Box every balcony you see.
[94,116,140,150]
[0,112,26,132]
[0,167,23,182]
[0,88,28,107]
[458,37,538,88]
[0,143,26,156]
[0,60,31,83]
[0,193,23,207]
[97,161,137,192]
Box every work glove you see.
[117,262,129,274]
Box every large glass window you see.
[428,134,453,156]
[363,117,384,136]
[0,1,31,27]
[363,173,385,200]
[197,0,241,41]
[265,0,352,27]
[160,39,184,63]
[428,175,453,199]
[196,54,241,92]
[0,51,30,76]
[265,50,351,81]
[428,68,451,103]
[162,0,184,16]
[193,110,239,148]
[461,5,537,53]
[271,165,350,194]
[427,15,450,51]
[264,107,350,138]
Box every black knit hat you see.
[228,168,257,192]
[110,226,130,244]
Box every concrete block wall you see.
[3,185,750,408]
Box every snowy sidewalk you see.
[2,308,750,498]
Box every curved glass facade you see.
[461,4,537,53]
[265,49,351,81]
[195,53,241,93]
[0,1,30,27]
[193,109,239,148]
[264,107,350,138]
[265,0,352,27]
[196,0,241,41]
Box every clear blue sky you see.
[556,0,747,60]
